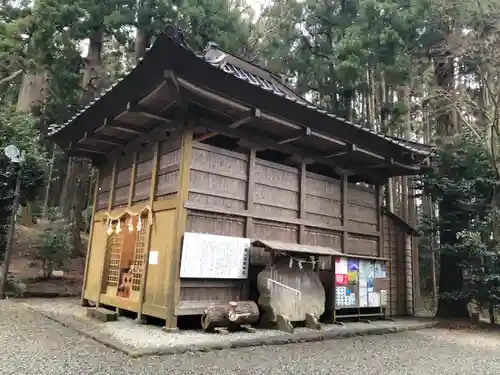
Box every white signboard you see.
[149,250,159,265]
[179,232,250,279]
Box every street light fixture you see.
[0,145,25,299]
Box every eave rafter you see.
[176,76,420,168]
[200,118,387,184]
[66,73,182,161]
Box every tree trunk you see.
[422,113,438,309]
[433,35,468,318]
[81,29,104,104]
[134,27,151,64]
[60,26,104,255]
[16,72,47,113]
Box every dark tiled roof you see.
[48,32,433,158]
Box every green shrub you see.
[34,222,72,278]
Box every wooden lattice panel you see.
[131,217,147,291]
[105,225,124,288]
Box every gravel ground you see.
[1,300,500,375]
[20,298,433,353]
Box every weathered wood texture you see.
[186,142,380,264]
[383,213,408,316]
[84,131,414,322]
[96,162,113,212]
[201,301,259,332]
[155,137,181,200]
[180,142,382,312]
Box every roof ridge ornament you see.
[203,42,227,66]
[164,24,185,45]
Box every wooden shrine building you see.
[46,26,432,330]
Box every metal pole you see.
[42,144,56,220]
[0,165,22,299]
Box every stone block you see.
[86,307,118,322]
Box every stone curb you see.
[25,306,438,358]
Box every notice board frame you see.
[331,255,392,323]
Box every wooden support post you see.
[164,128,193,331]
[136,143,159,323]
[245,149,256,237]
[299,163,306,244]
[81,168,100,306]
[404,233,414,315]
[96,161,117,307]
[127,152,138,207]
[341,175,348,253]
[377,184,383,258]
[244,149,256,300]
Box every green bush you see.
[34,222,72,278]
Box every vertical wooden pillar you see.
[341,175,348,253]
[164,128,193,331]
[299,163,306,244]
[127,152,138,207]
[245,149,256,237]
[243,149,256,300]
[136,143,159,323]
[81,168,100,306]
[377,184,383,257]
[96,160,117,307]
[404,233,414,315]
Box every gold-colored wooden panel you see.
[84,222,107,302]
[143,208,177,312]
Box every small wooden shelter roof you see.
[251,239,343,257]
[46,25,434,183]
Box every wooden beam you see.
[200,118,386,185]
[139,81,168,104]
[78,132,124,146]
[184,201,381,238]
[245,149,256,237]
[136,142,160,323]
[95,118,145,135]
[277,127,311,145]
[341,175,348,254]
[127,152,138,207]
[228,108,261,129]
[67,147,107,155]
[126,102,172,124]
[325,144,357,159]
[194,131,217,142]
[165,127,193,331]
[106,118,180,162]
[164,70,180,95]
[96,160,117,308]
[299,163,306,243]
[243,148,256,300]
[177,77,417,165]
[81,168,100,306]
[377,184,383,258]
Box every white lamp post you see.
[0,145,25,299]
